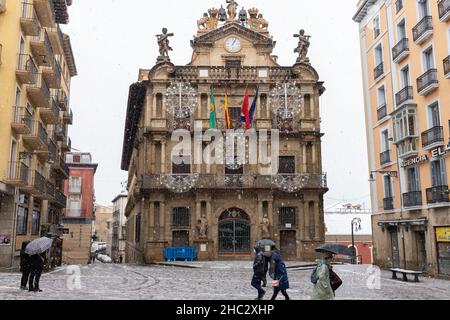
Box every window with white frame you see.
[397,19,407,40]
[373,16,381,39]
[400,65,410,88]
[375,44,383,66]
[423,46,435,70]
[381,129,390,152]
[427,102,440,129]
[377,86,386,108]
[430,157,447,187]
[418,0,430,19]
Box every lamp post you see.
[351,217,362,264]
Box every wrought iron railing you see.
[380,150,391,165]
[377,104,387,121]
[403,191,422,207]
[417,69,438,94]
[8,162,30,183]
[395,86,413,107]
[438,0,450,20]
[392,38,409,62]
[421,126,444,148]
[38,121,48,144]
[383,197,394,211]
[55,189,67,208]
[34,171,46,194]
[12,106,33,129]
[426,185,449,204]
[374,62,384,80]
[413,16,433,42]
[17,53,38,76]
[395,0,403,13]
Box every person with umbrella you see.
[25,237,53,292]
[268,249,290,300]
[19,241,31,290]
[251,245,266,300]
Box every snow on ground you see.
[0,262,448,300]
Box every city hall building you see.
[121,2,328,262]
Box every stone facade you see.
[121,4,327,262]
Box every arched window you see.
[156,93,163,117]
[304,94,311,118]
[218,208,251,254]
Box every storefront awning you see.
[378,218,428,227]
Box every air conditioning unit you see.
[0,0,6,14]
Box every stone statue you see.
[257,14,269,30]
[239,6,248,24]
[197,13,209,30]
[226,0,239,20]
[156,28,174,60]
[261,214,270,238]
[218,5,227,22]
[294,29,311,63]
[198,216,208,238]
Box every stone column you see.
[268,200,274,238]
[314,202,320,241]
[160,201,166,241]
[152,94,156,118]
[257,200,264,240]
[302,144,307,173]
[304,201,310,241]
[312,143,317,174]
[206,201,212,238]
[149,201,155,241]
[161,139,166,173]
[151,142,156,173]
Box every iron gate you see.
[219,208,251,253]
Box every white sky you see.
[62,0,371,208]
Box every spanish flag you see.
[224,88,231,129]
[209,86,216,129]
[240,86,250,130]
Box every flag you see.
[224,88,231,129]
[240,86,250,130]
[209,86,216,129]
[249,86,259,127]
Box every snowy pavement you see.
[0,262,449,300]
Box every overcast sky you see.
[62,0,371,210]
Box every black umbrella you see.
[255,239,276,251]
[315,243,355,257]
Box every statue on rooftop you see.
[156,28,174,60]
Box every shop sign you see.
[436,227,450,243]
[401,155,428,168]
[431,147,450,159]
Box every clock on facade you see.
[225,37,241,53]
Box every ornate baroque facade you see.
[121,3,328,262]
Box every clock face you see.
[225,37,241,53]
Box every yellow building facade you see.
[0,0,77,270]
[354,0,450,276]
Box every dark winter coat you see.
[19,241,31,273]
[253,248,265,276]
[30,254,44,271]
[269,251,290,290]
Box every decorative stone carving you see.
[294,29,311,64]
[261,214,270,238]
[226,0,239,21]
[238,6,248,25]
[198,215,209,238]
[156,28,174,62]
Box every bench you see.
[390,268,423,283]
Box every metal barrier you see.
[164,247,197,262]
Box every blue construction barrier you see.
[164,247,197,262]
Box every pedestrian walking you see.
[29,252,45,292]
[269,250,290,300]
[251,246,266,300]
[311,252,336,300]
[20,241,31,290]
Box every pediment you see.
[191,22,274,48]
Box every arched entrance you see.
[218,208,251,254]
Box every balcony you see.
[395,0,403,13]
[395,86,413,108]
[45,24,64,54]
[421,126,444,149]
[169,117,193,131]
[45,182,56,201]
[413,16,433,45]
[52,156,69,179]
[30,29,53,67]
[57,90,68,111]
[61,136,71,152]
[39,97,60,125]
[377,104,387,121]
[11,106,33,135]
[6,162,31,187]
[403,191,423,207]
[53,0,70,24]
[397,137,419,159]
[54,189,67,208]
[20,2,41,37]
[42,57,61,89]
[33,0,56,28]
[439,0,450,22]
[55,124,66,141]
[16,54,38,85]
[392,38,409,63]
[374,62,384,80]
[63,108,73,125]
[142,173,327,191]
[444,55,450,79]
[26,73,50,108]
[47,138,57,162]
[22,121,48,151]
[31,171,46,198]
[426,185,449,204]
[417,69,438,96]
[380,150,391,165]
[383,197,394,211]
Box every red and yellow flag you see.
[224,88,231,129]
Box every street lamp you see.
[351,217,362,264]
